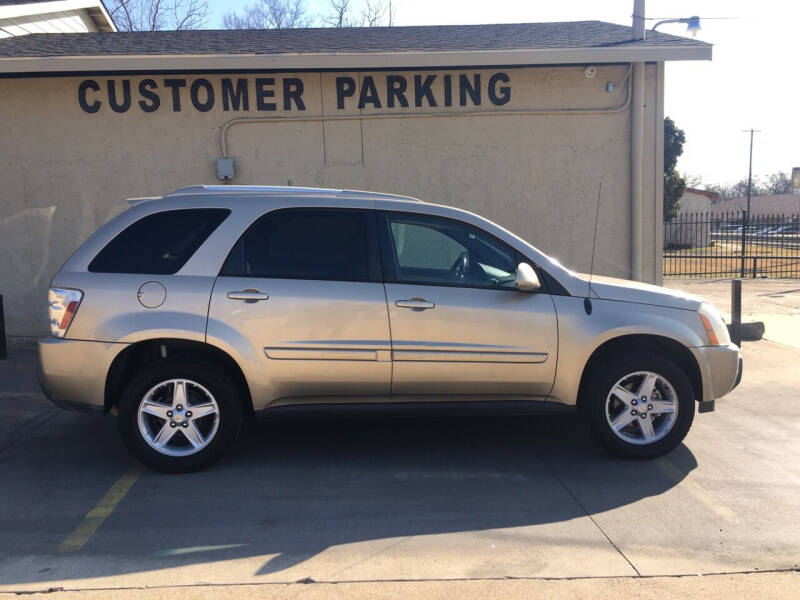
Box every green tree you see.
[663,117,686,221]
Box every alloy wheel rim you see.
[604,371,678,445]
[136,379,220,457]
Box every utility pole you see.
[740,129,760,277]
[632,0,646,39]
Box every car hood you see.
[575,274,704,311]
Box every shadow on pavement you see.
[0,408,697,585]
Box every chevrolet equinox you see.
[39,186,742,471]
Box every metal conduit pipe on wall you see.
[218,72,633,158]
[630,61,644,281]
[630,0,647,281]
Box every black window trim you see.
[218,206,383,284]
[377,209,567,295]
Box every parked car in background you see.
[39,186,742,471]
[712,223,744,235]
[769,223,800,236]
[758,226,780,235]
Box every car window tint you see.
[391,222,466,271]
[222,209,373,281]
[386,213,519,289]
[88,208,230,275]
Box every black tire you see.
[118,358,244,472]
[582,351,695,459]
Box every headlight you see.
[48,287,83,338]
[698,302,730,346]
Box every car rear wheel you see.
[584,352,695,458]
[118,358,243,472]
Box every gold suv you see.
[39,186,742,471]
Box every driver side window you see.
[382,212,520,290]
[391,222,467,273]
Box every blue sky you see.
[204,0,800,187]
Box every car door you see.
[207,206,391,407]
[379,210,558,399]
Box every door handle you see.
[227,290,269,302]
[395,298,435,310]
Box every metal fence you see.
[663,211,800,278]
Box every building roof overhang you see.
[0,21,712,76]
[0,44,712,76]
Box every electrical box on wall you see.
[217,157,235,181]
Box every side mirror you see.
[515,262,541,292]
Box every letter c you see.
[78,80,101,113]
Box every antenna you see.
[584,182,602,315]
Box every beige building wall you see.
[0,63,663,338]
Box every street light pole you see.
[651,16,701,36]
[740,129,760,277]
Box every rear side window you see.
[220,208,379,282]
[89,208,230,274]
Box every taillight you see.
[48,288,83,338]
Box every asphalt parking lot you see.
[0,339,799,597]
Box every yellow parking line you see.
[58,464,144,553]
[656,458,738,524]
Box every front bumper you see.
[690,343,742,412]
[38,337,128,412]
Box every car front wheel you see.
[118,358,243,472]
[584,352,695,458]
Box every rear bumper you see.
[690,343,741,411]
[38,337,128,412]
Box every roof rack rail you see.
[126,196,160,206]
[163,185,210,197]
[344,189,422,202]
[162,185,421,202]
